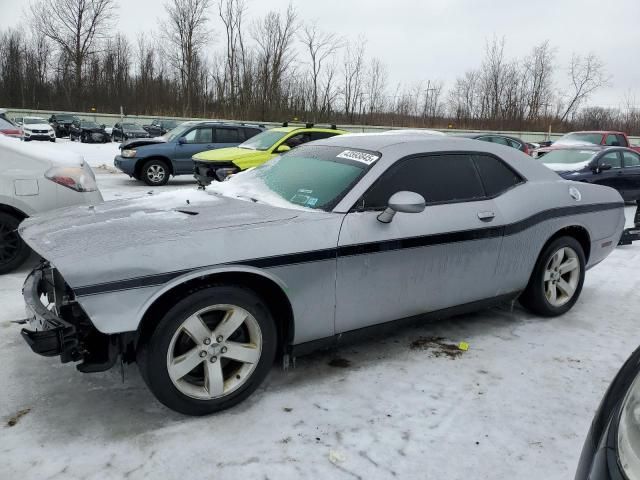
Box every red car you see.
[0,116,21,138]
[534,131,640,158]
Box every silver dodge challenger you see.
[17,134,625,415]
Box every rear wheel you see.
[141,159,170,186]
[519,236,585,317]
[0,212,30,274]
[137,285,277,415]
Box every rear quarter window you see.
[473,154,524,197]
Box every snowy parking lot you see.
[2,139,640,479]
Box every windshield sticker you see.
[306,197,318,207]
[336,150,379,164]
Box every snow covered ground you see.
[1,140,640,479]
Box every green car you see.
[193,124,347,185]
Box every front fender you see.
[75,265,291,334]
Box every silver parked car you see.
[17,134,624,415]
[0,136,103,273]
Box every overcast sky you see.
[1,0,639,108]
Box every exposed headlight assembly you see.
[121,149,137,158]
[618,372,640,478]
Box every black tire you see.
[519,236,586,317]
[50,138,56,142]
[141,158,170,186]
[80,133,87,143]
[69,134,74,141]
[0,212,30,274]
[137,285,277,415]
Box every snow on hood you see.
[18,187,299,271]
[543,161,590,172]
[207,168,315,212]
[0,134,84,167]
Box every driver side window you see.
[284,133,311,148]
[361,154,485,210]
[183,127,213,144]
[600,152,622,169]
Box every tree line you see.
[1,0,638,134]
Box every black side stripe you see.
[73,202,622,297]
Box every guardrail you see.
[5,107,640,144]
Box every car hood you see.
[83,127,107,133]
[124,128,148,135]
[23,123,51,130]
[18,189,329,287]
[193,147,268,163]
[120,137,167,149]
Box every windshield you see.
[238,130,288,150]
[542,149,597,165]
[209,145,376,211]
[23,117,46,125]
[57,115,77,122]
[556,132,604,145]
[81,121,99,128]
[122,123,141,129]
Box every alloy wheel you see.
[543,246,581,307]
[146,165,166,183]
[166,304,262,400]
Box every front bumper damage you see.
[19,264,120,372]
[193,159,239,186]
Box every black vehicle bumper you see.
[20,268,81,362]
[193,159,238,186]
[19,265,119,372]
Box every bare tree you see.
[342,38,366,122]
[252,4,299,117]
[299,22,342,117]
[30,0,116,94]
[365,57,387,120]
[523,40,555,120]
[163,0,212,116]
[560,53,608,122]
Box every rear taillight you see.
[45,165,98,192]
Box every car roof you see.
[452,132,523,141]
[565,130,625,135]
[179,120,264,128]
[269,126,346,134]
[314,133,559,180]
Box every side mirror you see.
[178,137,187,145]
[377,191,426,223]
[101,124,106,129]
[594,163,612,173]
[276,144,291,153]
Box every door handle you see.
[477,211,495,222]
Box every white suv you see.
[0,136,103,273]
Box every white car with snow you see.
[0,136,103,273]
[19,116,56,142]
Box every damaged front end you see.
[19,263,125,373]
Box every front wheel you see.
[141,159,170,186]
[137,285,277,415]
[519,236,585,317]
